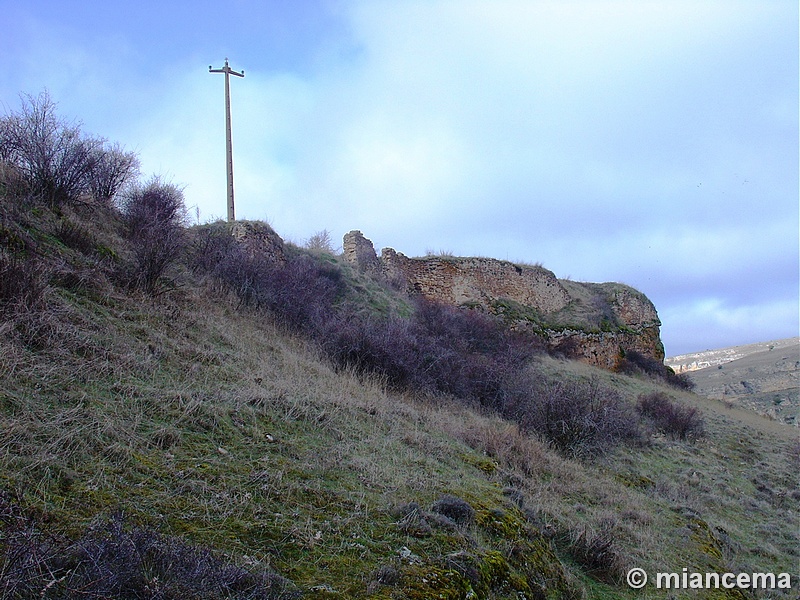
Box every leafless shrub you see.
[637,392,705,440]
[320,299,537,408]
[319,313,424,390]
[188,223,240,275]
[617,349,695,391]
[0,91,139,207]
[86,141,140,205]
[304,229,335,254]
[513,378,641,458]
[0,253,45,314]
[120,176,187,295]
[261,255,345,332]
[560,523,626,584]
[0,91,100,206]
[0,510,300,599]
[189,225,343,323]
[188,223,272,308]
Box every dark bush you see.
[189,224,271,307]
[549,335,581,360]
[0,253,45,314]
[188,223,240,275]
[0,511,300,599]
[637,392,705,440]
[86,141,140,205]
[431,494,476,527]
[318,298,536,408]
[617,349,695,391]
[0,91,98,205]
[319,313,422,389]
[561,525,626,584]
[514,378,641,458]
[260,255,345,333]
[666,368,696,391]
[120,176,186,295]
[410,300,538,405]
[0,91,138,207]
[190,225,345,328]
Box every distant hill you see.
[667,338,799,425]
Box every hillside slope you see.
[667,339,799,425]
[0,195,797,599]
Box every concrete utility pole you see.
[209,58,244,222]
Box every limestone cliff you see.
[343,230,664,369]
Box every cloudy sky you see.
[2,0,797,356]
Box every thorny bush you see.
[617,349,695,391]
[193,223,653,458]
[637,392,705,440]
[0,497,300,600]
[120,176,187,295]
[511,377,642,459]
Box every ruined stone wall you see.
[231,221,286,265]
[343,230,382,278]
[380,248,571,314]
[343,230,665,369]
[603,285,660,328]
[547,327,665,370]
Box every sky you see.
[1,0,797,356]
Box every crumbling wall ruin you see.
[380,248,572,315]
[343,230,665,369]
[231,221,286,265]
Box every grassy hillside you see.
[1,197,797,599]
[1,96,797,599]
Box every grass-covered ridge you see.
[1,93,797,598]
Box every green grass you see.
[1,200,797,599]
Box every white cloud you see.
[661,296,799,355]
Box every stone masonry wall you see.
[343,230,382,278]
[231,221,286,265]
[380,248,571,314]
[547,327,665,370]
[343,230,665,369]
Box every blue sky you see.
[2,0,797,356]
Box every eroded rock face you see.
[231,221,286,265]
[344,230,665,369]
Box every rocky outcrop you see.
[344,230,664,369]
